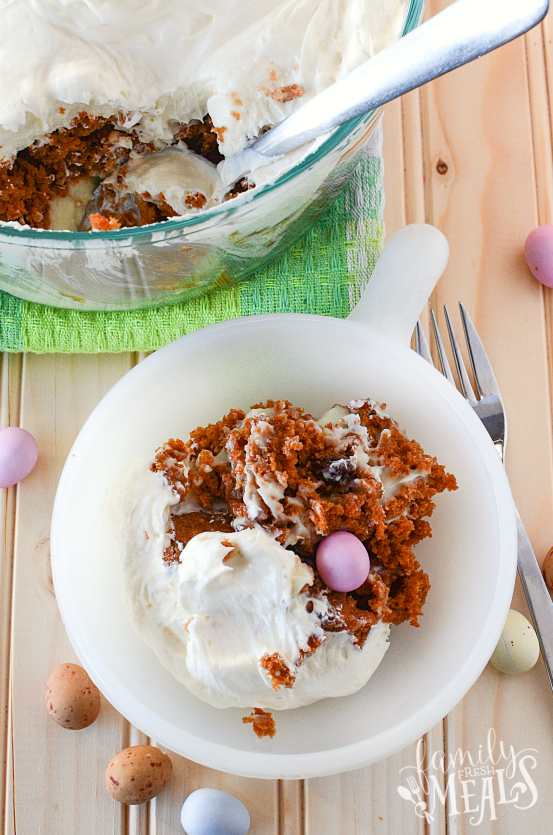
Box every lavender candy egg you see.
[525,225,553,287]
[316,531,371,593]
[181,789,250,835]
[0,427,39,488]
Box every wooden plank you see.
[9,353,133,835]
[424,0,553,550]
[422,1,553,833]
[305,747,426,835]
[423,723,448,835]
[534,10,553,524]
[525,23,553,227]
[541,4,553,161]
[402,89,426,227]
[1,353,22,835]
[382,98,407,237]
[279,780,304,835]
[127,727,151,835]
[442,663,553,835]
[154,756,279,835]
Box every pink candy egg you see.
[0,427,39,488]
[525,225,553,287]
[316,531,370,592]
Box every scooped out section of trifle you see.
[118,398,456,736]
[0,0,408,231]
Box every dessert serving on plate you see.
[49,227,518,773]
[0,0,408,231]
[117,397,456,736]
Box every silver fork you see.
[415,304,553,689]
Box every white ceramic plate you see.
[51,308,516,779]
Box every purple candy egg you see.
[0,427,39,488]
[316,531,370,592]
[525,225,553,287]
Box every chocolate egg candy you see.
[490,609,540,674]
[543,546,553,591]
[45,662,101,729]
[525,225,553,287]
[0,427,38,488]
[181,788,250,835]
[316,531,370,592]
[105,745,172,805]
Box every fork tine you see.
[430,310,456,386]
[444,306,478,401]
[458,303,503,399]
[414,321,433,365]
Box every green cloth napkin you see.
[0,130,385,353]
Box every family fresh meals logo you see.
[397,730,538,826]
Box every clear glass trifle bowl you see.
[0,0,424,312]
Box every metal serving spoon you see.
[220,0,549,186]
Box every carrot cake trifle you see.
[0,0,408,232]
[118,398,457,738]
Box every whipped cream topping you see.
[101,145,227,214]
[0,0,407,167]
[118,462,390,709]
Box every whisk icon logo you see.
[397,730,538,826]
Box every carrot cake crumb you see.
[211,125,227,143]
[89,213,121,231]
[243,708,276,739]
[184,192,207,209]
[266,84,304,102]
[260,653,296,690]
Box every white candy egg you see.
[181,788,250,835]
[490,609,540,674]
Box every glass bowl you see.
[0,0,424,311]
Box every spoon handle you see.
[221,0,548,182]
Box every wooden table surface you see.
[4,1,553,832]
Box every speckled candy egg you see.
[105,745,172,805]
[316,531,371,592]
[0,427,38,488]
[181,789,250,835]
[525,225,553,287]
[45,662,101,729]
[490,609,540,674]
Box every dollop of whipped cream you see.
[119,462,390,710]
[0,0,408,164]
